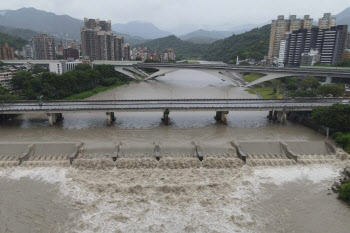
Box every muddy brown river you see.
[0,68,349,233]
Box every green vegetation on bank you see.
[0,86,20,101]
[338,180,350,204]
[63,83,128,100]
[242,72,265,83]
[247,86,281,99]
[312,104,350,153]
[11,64,129,100]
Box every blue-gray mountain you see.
[0,7,146,44]
[112,21,171,39]
[335,7,350,29]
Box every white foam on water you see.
[252,164,341,185]
[0,164,345,233]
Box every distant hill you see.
[0,25,38,40]
[0,7,147,45]
[180,29,233,40]
[336,7,350,29]
[0,31,28,50]
[138,35,207,59]
[202,25,270,62]
[0,7,83,40]
[112,21,171,39]
[184,36,219,44]
[138,25,270,62]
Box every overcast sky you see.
[2,0,349,33]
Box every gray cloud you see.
[2,0,349,32]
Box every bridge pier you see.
[215,111,229,125]
[47,113,63,125]
[106,112,116,126]
[276,111,287,124]
[162,109,170,125]
[0,114,15,123]
[326,76,333,83]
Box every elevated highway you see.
[1,98,348,125]
[3,60,350,85]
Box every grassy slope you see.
[242,73,265,83]
[63,82,129,100]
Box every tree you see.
[75,63,93,71]
[238,61,250,66]
[312,104,350,131]
[291,90,317,97]
[335,59,350,67]
[32,65,47,74]
[286,82,298,91]
[317,84,345,97]
[301,76,320,90]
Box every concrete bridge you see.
[1,98,348,126]
[133,64,350,86]
[3,60,350,86]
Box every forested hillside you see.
[0,31,28,50]
[138,25,270,61]
[202,25,270,62]
[139,35,207,59]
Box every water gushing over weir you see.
[0,141,348,169]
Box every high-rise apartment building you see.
[96,31,115,60]
[22,45,33,59]
[268,16,289,62]
[283,25,348,66]
[32,34,56,60]
[301,15,313,30]
[318,13,336,30]
[63,48,79,60]
[346,32,350,49]
[114,35,124,61]
[0,43,14,60]
[123,43,131,60]
[81,18,126,61]
[268,15,314,63]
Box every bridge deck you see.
[1,98,348,114]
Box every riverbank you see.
[63,81,129,100]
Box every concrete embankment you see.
[0,141,348,169]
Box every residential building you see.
[32,34,56,60]
[346,32,350,49]
[268,16,289,63]
[278,38,289,67]
[301,15,313,30]
[81,28,98,60]
[81,18,121,61]
[0,43,15,60]
[268,15,313,63]
[300,50,320,66]
[123,43,131,60]
[22,45,33,59]
[284,25,348,66]
[318,13,336,30]
[0,72,14,90]
[114,35,124,61]
[96,31,115,60]
[63,48,79,60]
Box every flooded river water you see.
[0,69,349,232]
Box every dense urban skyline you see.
[1,0,349,33]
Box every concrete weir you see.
[0,142,83,166]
